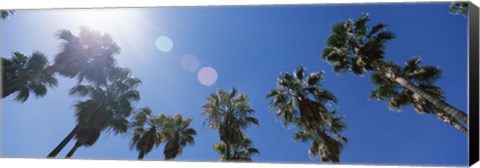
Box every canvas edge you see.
[468,1,480,166]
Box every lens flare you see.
[181,54,200,72]
[197,67,218,86]
[155,36,173,53]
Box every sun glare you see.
[60,8,155,66]
[68,8,140,34]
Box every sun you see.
[67,8,141,34]
[59,8,155,65]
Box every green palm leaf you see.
[2,51,58,102]
[202,87,259,161]
[267,66,346,163]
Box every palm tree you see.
[65,127,101,158]
[292,111,347,163]
[3,27,120,102]
[2,51,58,102]
[266,66,346,163]
[1,10,15,20]
[202,87,259,161]
[4,27,120,96]
[52,26,120,86]
[213,136,259,161]
[130,109,196,160]
[131,107,166,160]
[450,2,468,16]
[47,67,141,158]
[321,13,468,125]
[370,58,467,134]
[161,114,197,160]
[266,66,338,129]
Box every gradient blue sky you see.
[1,2,469,166]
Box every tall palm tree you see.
[161,114,197,160]
[130,107,166,160]
[2,51,58,102]
[53,26,120,86]
[213,136,259,162]
[321,13,468,125]
[266,66,346,163]
[370,58,467,134]
[46,28,125,157]
[1,10,15,20]
[47,67,141,158]
[292,111,347,163]
[202,87,259,161]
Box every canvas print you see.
[0,2,475,166]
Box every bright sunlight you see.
[67,8,141,34]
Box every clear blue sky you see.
[1,2,468,166]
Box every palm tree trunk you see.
[225,143,231,161]
[47,125,80,158]
[66,141,82,158]
[394,77,468,125]
[138,150,146,160]
[430,108,468,135]
[316,131,341,163]
[224,119,232,161]
[373,60,468,126]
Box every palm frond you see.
[305,72,324,86]
[354,13,369,38]
[294,66,305,81]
